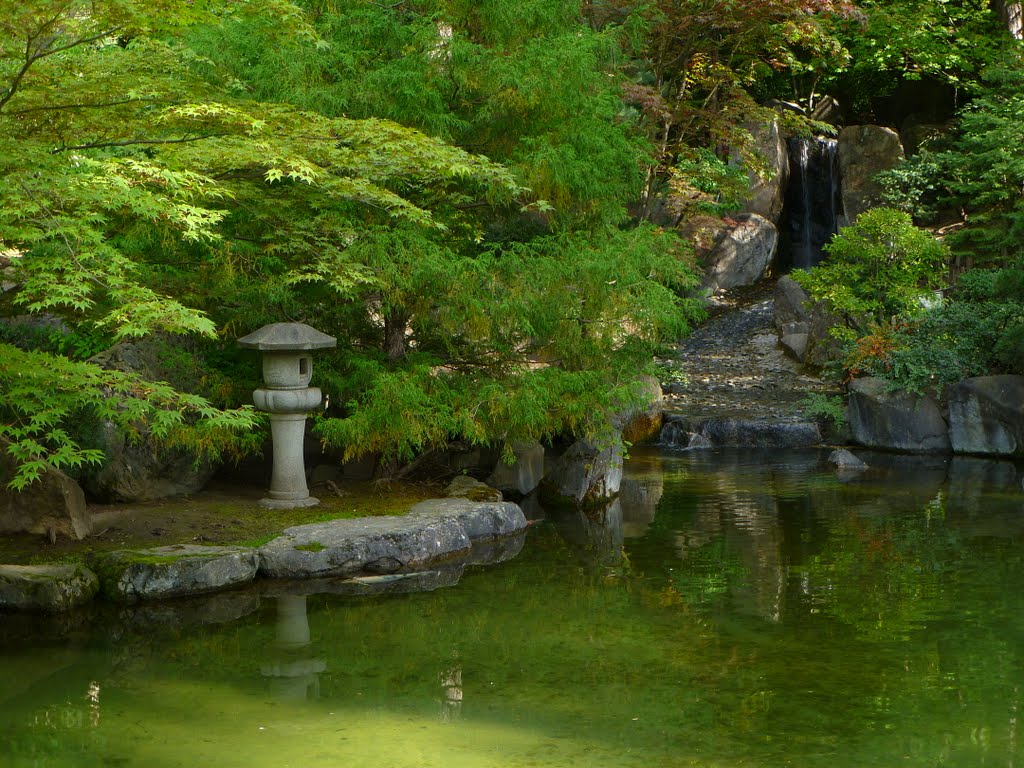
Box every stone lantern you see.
[238,322,336,509]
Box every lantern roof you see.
[238,322,337,351]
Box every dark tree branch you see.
[52,133,230,152]
[12,97,163,115]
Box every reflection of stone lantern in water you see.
[440,655,463,722]
[238,323,337,509]
[260,594,326,700]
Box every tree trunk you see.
[384,308,408,362]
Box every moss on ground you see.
[0,480,440,566]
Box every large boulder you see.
[773,275,812,330]
[828,448,868,472]
[93,544,260,603]
[947,375,1024,456]
[408,498,527,541]
[540,437,623,508]
[0,439,91,540]
[848,377,950,453]
[0,564,99,612]
[772,270,846,368]
[837,125,904,222]
[83,340,217,502]
[702,214,778,293]
[736,117,789,224]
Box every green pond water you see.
[3,447,1024,768]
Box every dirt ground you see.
[0,478,440,566]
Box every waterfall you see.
[783,136,842,271]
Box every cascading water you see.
[783,136,843,271]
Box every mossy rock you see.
[92,544,259,603]
[0,564,99,612]
[445,475,503,502]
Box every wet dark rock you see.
[0,564,99,613]
[658,422,712,449]
[94,544,259,603]
[117,590,262,631]
[848,377,950,453]
[663,416,820,449]
[947,375,1024,457]
[828,448,868,471]
[258,567,466,598]
[540,438,623,508]
[700,419,821,448]
[486,441,545,497]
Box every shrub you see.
[792,208,949,334]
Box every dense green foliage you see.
[793,208,949,331]
[821,0,1004,113]
[1,0,1022,487]
[0,0,707,485]
[835,260,1024,392]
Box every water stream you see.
[785,137,843,270]
[3,447,1023,767]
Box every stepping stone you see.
[259,499,527,579]
[94,545,259,603]
[0,564,98,612]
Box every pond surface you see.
[3,447,1024,768]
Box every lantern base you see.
[259,496,320,510]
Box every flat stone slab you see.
[94,544,259,603]
[408,498,527,539]
[0,564,99,612]
[258,499,527,580]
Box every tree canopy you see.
[1,0,1022,486]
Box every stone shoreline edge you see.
[0,498,527,613]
